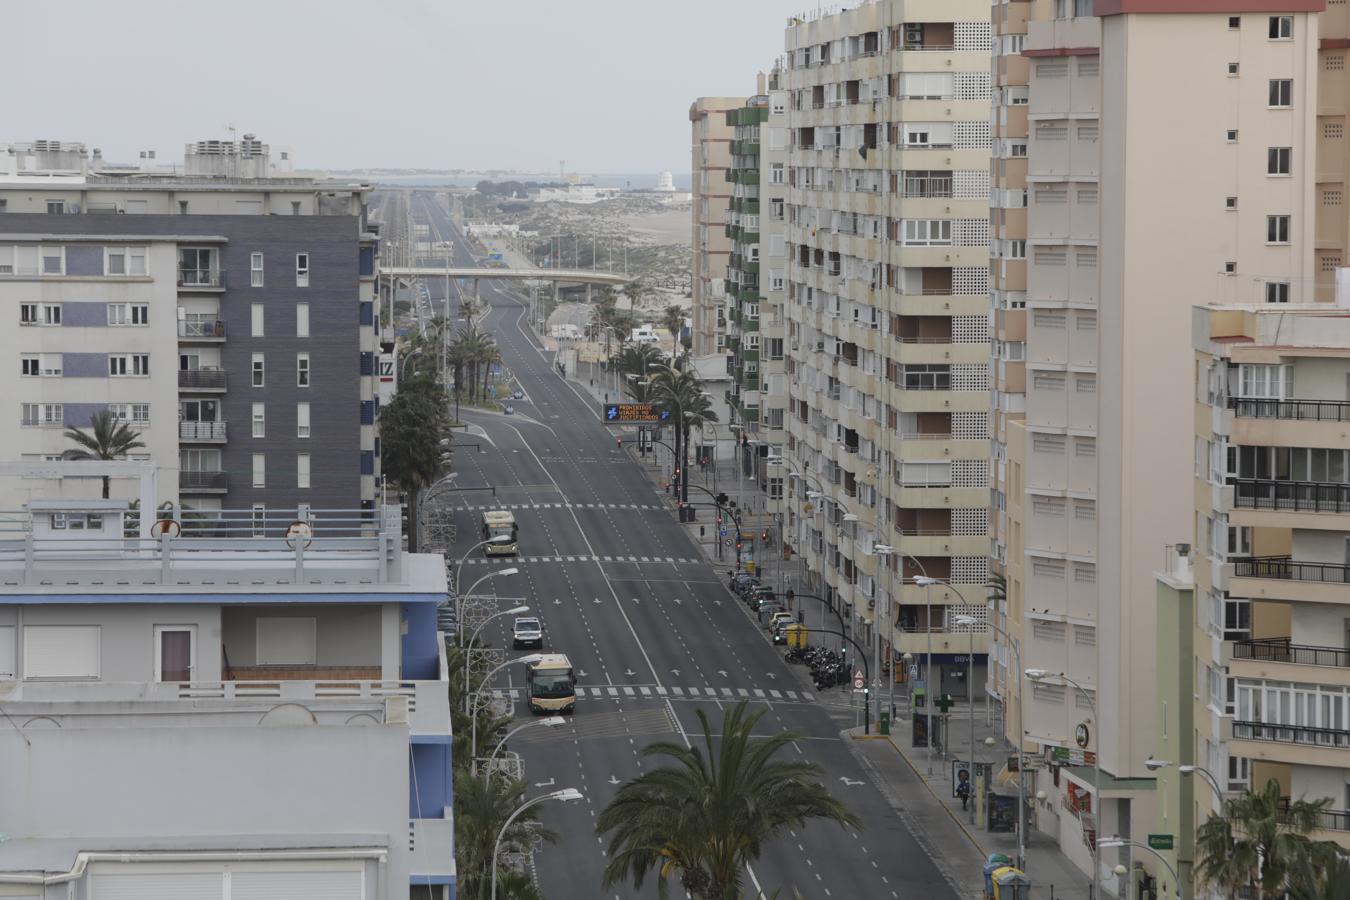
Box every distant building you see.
[689,96,744,358]
[532,183,618,204]
[0,485,454,898]
[655,170,676,192]
[0,137,382,514]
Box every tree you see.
[455,771,558,900]
[63,410,147,499]
[378,376,451,553]
[1195,778,1339,900]
[597,702,860,899]
[1290,853,1350,900]
[661,304,686,358]
[650,364,718,505]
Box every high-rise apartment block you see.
[781,1,995,703]
[984,0,1350,889]
[691,98,744,359]
[725,73,791,489]
[0,139,381,517]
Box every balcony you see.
[178,320,226,340]
[1234,557,1350,585]
[179,470,228,492]
[177,269,226,290]
[1232,637,1350,669]
[1230,397,1350,422]
[1230,556,1350,606]
[178,367,228,391]
[1232,479,1350,515]
[179,421,227,442]
[1232,720,1350,749]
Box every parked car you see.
[503,404,515,415]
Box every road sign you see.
[934,693,955,713]
[1051,746,1098,767]
[603,403,670,423]
[907,664,919,678]
[719,528,728,537]
[1147,834,1174,851]
[852,669,865,690]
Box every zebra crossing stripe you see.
[753,689,765,698]
[573,688,584,698]
[665,556,674,562]
[737,688,749,697]
[622,686,635,697]
[656,686,667,695]
[639,686,651,696]
[703,687,717,697]
[802,691,814,701]
[640,556,650,562]
[590,688,603,698]
[785,691,798,700]
[721,687,733,697]
[606,687,618,697]
[671,686,684,696]
[769,690,782,699]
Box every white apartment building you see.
[782,0,994,713]
[691,97,744,358]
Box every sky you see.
[8,0,801,174]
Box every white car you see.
[512,617,543,649]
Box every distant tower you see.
[559,160,565,182]
[655,171,675,192]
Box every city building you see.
[0,470,454,899]
[781,1,995,714]
[690,97,745,359]
[0,138,382,515]
[725,71,791,510]
[984,0,1349,890]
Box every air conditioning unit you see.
[905,25,923,44]
[385,695,410,725]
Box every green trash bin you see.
[879,711,891,736]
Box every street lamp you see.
[872,544,896,734]
[911,574,948,774]
[454,535,514,598]
[1098,837,1183,900]
[400,347,424,382]
[469,653,546,761]
[463,603,530,710]
[457,568,520,645]
[1028,669,1101,899]
[971,616,1028,870]
[484,716,566,781]
[492,788,584,900]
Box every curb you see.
[883,734,990,858]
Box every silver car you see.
[512,616,543,649]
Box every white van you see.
[630,327,660,344]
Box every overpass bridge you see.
[381,266,630,287]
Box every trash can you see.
[879,711,891,736]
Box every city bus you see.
[527,654,576,715]
[482,510,517,556]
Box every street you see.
[413,194,964,900]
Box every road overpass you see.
[381,266,630,287]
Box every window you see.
[251,303,264,337]
[1227,129,1239,143]
[104,246,147,277]
[252,453,266,488]
[23,625,100,679]
[1229,15,1241,28]
[251,403,266,438]
[251,352,265,388]
[296,303,309,337]
[1227,62,1240,76]
[297,402,311,438]
[1269,15,1292,39]
[1265,280,1290,303]
[108,403,151,426]
[41,246,64,275]
[20,356,38,377]
[297,454,311,489]
[1238,364,1295,399]
[108,354,150,376]
[297,352,311,387]
[46,200,64,215]
[1268,147,1292,175]
[250,252,264,287]
[1269,79,1293,107]
[106,303,148,326]
[902,219,952,246]
[1226,197,1238,210]
[1225,261,1237,274]
[21,353,61,376]
[770,163,785,184]
[295,252,310,287]
[1266,215,1291,244]
[21,403,63,426]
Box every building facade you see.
[0,487,453,899]
[691,97,745,359]
[0,141,381,515]
[781,0,995,710]
[984,0,1349,890]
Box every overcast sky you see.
[8,0,799,174]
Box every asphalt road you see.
[413,193,961,900]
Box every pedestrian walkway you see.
[458,501,665,512]
[847,704,1094,899]
[489,685,816,704]
[460,554,702,566]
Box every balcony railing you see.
[1232,479,1350,514]
[1278,798,1350,832]
[177,269,225,289]
[179,421,227,442]
[179,470,228,492]
[1232,720,1350,748]
[1233,556,1350,584]
[178,367,228,390]
[178,320,226,339]
[1232,637,1350,669]
[1229,397,1350,422]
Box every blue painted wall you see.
[61,353,108,378]
[408,743,452,819]
[400,603,439,680]
[65,245,103,276]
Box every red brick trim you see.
[1023,47,1100,57]
[1323,38,1350,49]
[1096,0,1322,13]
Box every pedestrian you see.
[956,770,972,811]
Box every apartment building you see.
[0,479,454,898]
[725,72,791,496]
[782,1,994,709]
[691,98,744,359]
[985,0,1345,890]
[0,139,381,515]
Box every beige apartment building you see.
[691,97,744,358]
[781,0,995,713]
[986,0,1350,893]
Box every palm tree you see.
[612,344,666,401]
[597,701,860,899]
[1289,852,1350,900]
[650,363,718,505]
[661,304,686,357]
[455,771,558,900]
[378,375,451,552]
[987,572,1007,606]
[1195,777,1339,899]
[63,410,146,499]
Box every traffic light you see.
[716,492,729,507]
[735,541,742,551]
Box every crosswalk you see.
[462,555,700,566]
[463,502,663,512]
[489,685,815,703]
